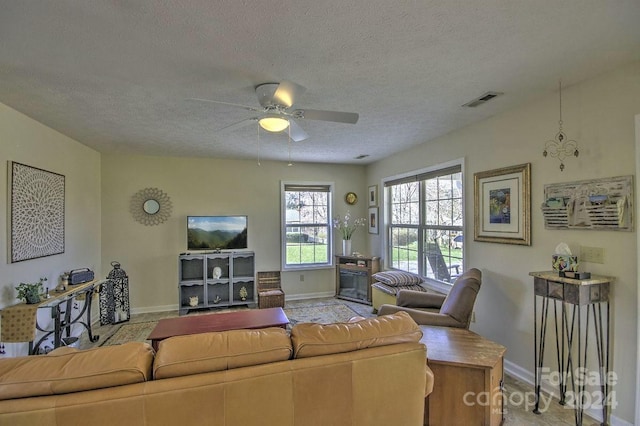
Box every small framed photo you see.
[474,163,531,245]
[368,185,378,207]
[368,207,379,234]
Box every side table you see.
[529,271,613,426]
[420,325,506,426]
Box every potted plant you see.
[16,277,47,304]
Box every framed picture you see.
[8,161,65,262]
[368,207,379,234]
[368,185,378,207]
[474,163,531,245]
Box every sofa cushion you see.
[153,327,293,380]
[0,342,153,401]
[291,311,423,359]
[372,270,423,286]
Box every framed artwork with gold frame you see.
[474,163,531,245]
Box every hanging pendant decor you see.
[287,122,293,167]
[543,80,579,171]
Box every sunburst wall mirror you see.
[130,187,173,226]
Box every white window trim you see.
[281,180,335,271]
[421,277,455,294]
[380,158,465,293]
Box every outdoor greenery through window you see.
[386,164,463,283]
[282,183,332,269]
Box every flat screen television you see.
[187,216,248,250]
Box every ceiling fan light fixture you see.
[258,116,289,133]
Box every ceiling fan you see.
[189,80,359,142]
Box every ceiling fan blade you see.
[272,81,306,108]
[293,109,359,124]
[187,98,259,112]
[217,117,258,133]
[287,119,309,142]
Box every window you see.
[281,182,333,270]
[385,163,463,285]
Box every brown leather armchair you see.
[377,268,481,329]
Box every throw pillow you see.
[372,270,423,286]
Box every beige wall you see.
[1,57,637,422]
[0,103,101,355]
[100,155,367,312]
[366,61,640,423]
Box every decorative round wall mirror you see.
[130,188,173,226]
[143,199,160,215]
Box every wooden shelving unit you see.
[178,252,254,315]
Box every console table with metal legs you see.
[529,271,613,426]
[30,280,103,354]
[0,280,103,355]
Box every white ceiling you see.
[1,1,639,164]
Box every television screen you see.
[187,216,248,250]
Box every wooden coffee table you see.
[147,307,289,351]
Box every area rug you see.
[100,321,158,346]
[101,302,361,346]
[283,303,360,326]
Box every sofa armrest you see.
[396,290,446,309]
[377,305,466,328]
[425,364,435,397]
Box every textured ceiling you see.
[1,1,639,164]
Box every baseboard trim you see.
[504,359,631,426]
[284,291,335,301]
[131,304,179,315]
[127,292,336,315]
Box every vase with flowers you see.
[333,211,366,255]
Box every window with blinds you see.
[281,182,333,269]
[385,164,463,284]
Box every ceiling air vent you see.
[355,154,369,160]
[462,91,503,108]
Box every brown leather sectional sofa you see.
[0,311,433,425]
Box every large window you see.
[385,164,463,284]
[281,182,333,269]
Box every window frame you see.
[281,181,334,271]
[382,159,465,292]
